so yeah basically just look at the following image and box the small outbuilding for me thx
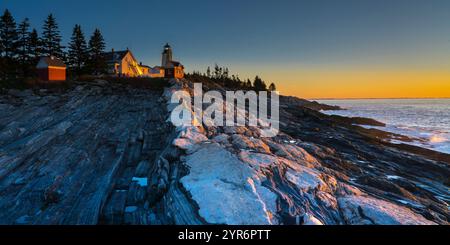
[36,56,66,81]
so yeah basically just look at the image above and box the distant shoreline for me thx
[311,97,450,101]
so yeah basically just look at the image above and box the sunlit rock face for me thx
[338,196,436,225]
[180,143,278,225]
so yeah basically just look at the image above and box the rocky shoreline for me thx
[0,79,448,225]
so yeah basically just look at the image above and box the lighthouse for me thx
[161,43,173,68]
[161,43,184,79]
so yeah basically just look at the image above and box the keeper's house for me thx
[36,56,66,81]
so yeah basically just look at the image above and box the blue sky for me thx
[2,0,450,98]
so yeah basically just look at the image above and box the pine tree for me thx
[218,67,223,79]
[28,29,41,64]
[235,75,242,84]
[245,79,252,88]
[224,67,229,79]
[0,9,18,59]
[253,76,267,91]
[268,83,276,91]
[67,24,88,76]
[206,66,211,77]
[262,80,268,90]
[214,64,219,78]
[41,14,63,57]
[87,28,106,75]
[17,18,31,75]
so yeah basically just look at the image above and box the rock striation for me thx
[0,79,447,225]
[162,79,448,225]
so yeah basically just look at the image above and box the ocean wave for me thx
[319,99,450,154]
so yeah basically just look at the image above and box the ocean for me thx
[317,99,450,154]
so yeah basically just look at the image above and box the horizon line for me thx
[307,97,450,100]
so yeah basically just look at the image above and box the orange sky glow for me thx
[226,64,450,99]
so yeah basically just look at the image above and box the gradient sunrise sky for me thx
[2,0,450,99]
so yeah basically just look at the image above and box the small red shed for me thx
[36,56,66,81]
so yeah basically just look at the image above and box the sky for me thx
[1,0,450,99]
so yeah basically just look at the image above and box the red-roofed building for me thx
[36,56,66,81]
